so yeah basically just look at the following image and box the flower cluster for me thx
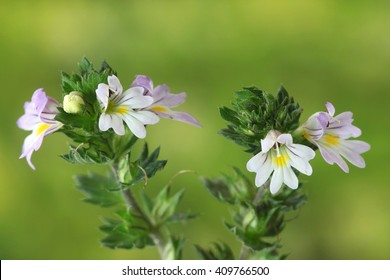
[246,101,370,194]
[17,61,200,169]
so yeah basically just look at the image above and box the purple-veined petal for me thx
[283,165,299,189]
[129,110,160,125]
[152,108,201,127]
[149,85,169,103]
[120,89,154,109]
[122,114,147,139]
[270,167,283,194]
[303,113,327,140]
[285,146,313,175]
[254,155,273,187]
[153,86,186,107]
[317,112,329,129]
[317,142,349,173]
[132,75,154,94]
[40,97,61,122]
[31,88,48,114]
[338,139,370,168]
[326,102,335,116]
[289,143,315,160]
[108,75,123,94]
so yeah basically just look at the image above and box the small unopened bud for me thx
[63,91,85,114]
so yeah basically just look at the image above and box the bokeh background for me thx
[1,0,389,259]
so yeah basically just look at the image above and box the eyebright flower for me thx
[96,75,159,138]
[63,91,85,114]
[247,130,315,194]
[301,102,370,173]
[16,88,63,170]
[131,75,201,127]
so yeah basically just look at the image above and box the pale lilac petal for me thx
[326,102,335,116]
[153,86,186,107]
[277,134,293,145]
[96,83,110,108]
[129,110,159,125]
[283,165,299,190]
[270,168,283,194]
[108,75,123,94]
[132,75,153,94]
[317,143,349,173]
[149,84,169,102]
[31,88,48,114]
[317,112,329,129]
[17,113,40,131]
[328,112,361,138]
[122,114,147,139]
[303,113,326,140]
[40,97,60,123]
[98,113,113,132]
[338,139,370,168]
[154,109,201,127]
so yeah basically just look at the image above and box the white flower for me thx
[96,75,159,138]
[246,130,315,194]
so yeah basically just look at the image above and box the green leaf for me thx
[195,242,235,260]
[74,172,121,207]
[61,145,111,165]
[129,144,167,186]
[100,216,153,249]
[150,186,186,225]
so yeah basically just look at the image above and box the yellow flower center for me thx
[150,105,168,113]
[35,123,50,136]
[324,134,340,146]
[114,106,128,114]
[272,149,289,167]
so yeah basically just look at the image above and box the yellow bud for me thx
[63,91,85,114]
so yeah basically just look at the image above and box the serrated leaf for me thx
[195,242,235,260]
[74,172,121,207]
[61,145,111,165]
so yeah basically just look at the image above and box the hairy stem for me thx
[112,163,174,260]
[239,181,269,260]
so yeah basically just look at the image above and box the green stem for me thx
[112,162,174,260]
[239,181,268,260]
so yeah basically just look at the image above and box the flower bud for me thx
[63,91,85,114]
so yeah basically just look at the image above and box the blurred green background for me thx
[1,0,389,259]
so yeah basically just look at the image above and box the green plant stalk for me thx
[239,182,268,260]
[112,162,175,260]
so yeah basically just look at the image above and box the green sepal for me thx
[219,86,302,154]
[74,172,121,207]
[195,242,235,260]
[201,167,255,205]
